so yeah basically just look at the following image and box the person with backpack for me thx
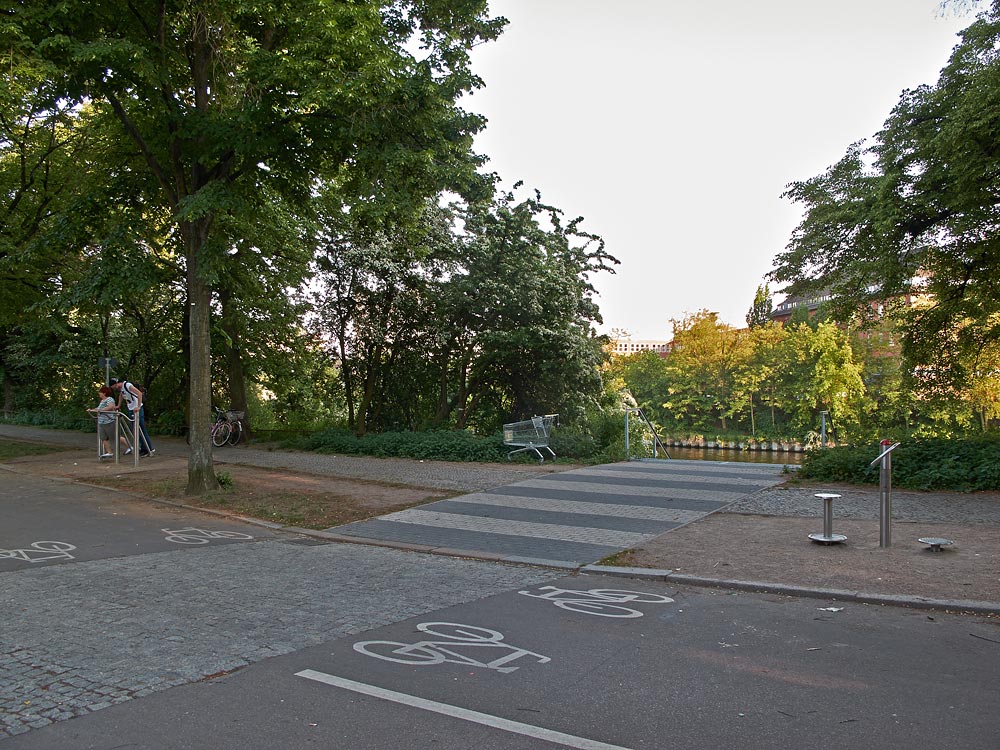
[110,378,155,456]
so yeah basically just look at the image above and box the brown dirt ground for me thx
[2,451,455,529]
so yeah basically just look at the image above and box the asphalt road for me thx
[3,472,1000,749]
[5,571,1000,750]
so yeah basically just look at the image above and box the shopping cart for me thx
[503,414,558,462]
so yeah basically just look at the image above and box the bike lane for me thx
[5,572,998,750]
[0,472,284,571]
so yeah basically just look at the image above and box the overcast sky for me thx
[464,0,975,340]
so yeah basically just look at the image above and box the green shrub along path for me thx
[798,436,1000,491]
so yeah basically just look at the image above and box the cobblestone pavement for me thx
[1,540,553,738]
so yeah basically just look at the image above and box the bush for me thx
[292,424,617,463]
[293,429,510,463]
[799,436,1000,491]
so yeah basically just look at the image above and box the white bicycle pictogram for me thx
[0,540,77,564]
[162,527,255,544]
[354,622,551,673]
[517,586,674,618]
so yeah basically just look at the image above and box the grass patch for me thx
[597,549,641,567]
[0,438,74,460]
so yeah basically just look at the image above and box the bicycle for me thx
[516,586,674,618]
[353,622,551,673]
[161,527,254,544]
[211,407,244,447]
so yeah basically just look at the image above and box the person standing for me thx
[87,385,118,458]
[110,378,155,456]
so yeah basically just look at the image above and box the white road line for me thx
[295,670,635,750]
[378,509,649,547]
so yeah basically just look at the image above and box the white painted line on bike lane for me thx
[295,669,635,750]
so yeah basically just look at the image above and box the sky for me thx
[463,0,976,341]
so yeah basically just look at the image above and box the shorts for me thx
[98,422,115,442]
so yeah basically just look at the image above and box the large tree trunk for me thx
[185,222,220,494]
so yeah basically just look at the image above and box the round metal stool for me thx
[809,493,847,544]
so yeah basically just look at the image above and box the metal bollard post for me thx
[870,440,901,548]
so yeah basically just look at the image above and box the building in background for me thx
[610,339,673,357]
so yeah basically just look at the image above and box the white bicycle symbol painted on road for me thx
[161,527,255,545]
[354,622,551,674]
[0,540,77,564]
[517,586,674,618]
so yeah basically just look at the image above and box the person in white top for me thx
[110,378,155,456]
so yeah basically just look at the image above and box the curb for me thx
[581,564,1000,616]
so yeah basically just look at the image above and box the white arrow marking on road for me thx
[295,669,635,750]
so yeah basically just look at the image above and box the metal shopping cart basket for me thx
[503,414,558,462]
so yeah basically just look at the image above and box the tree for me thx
[6,1,504,492]
[662,311,751,433]
[745,284,773,328]
[773,322,866,439]
[772,2,1000,392]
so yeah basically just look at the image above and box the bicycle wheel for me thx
[353,640,444,666]
[212,421,231,447]
[417,622,503,643]
[227,420,242,446]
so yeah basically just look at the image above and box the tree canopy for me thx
[771,0,1000,387]
[2,0,506,491]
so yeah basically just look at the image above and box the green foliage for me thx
[772,1,1000,392]
[799,436,1000,491]
[745,284,773,329]
[295,428,509,462]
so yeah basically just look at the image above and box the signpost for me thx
[97,357,118,386]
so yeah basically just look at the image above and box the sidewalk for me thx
[3,424,999,613]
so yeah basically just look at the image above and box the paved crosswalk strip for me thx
[331,459,788,566]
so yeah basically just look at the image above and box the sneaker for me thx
[100,453,113,458]
[124,448,132,455]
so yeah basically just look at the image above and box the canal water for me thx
[652,446,804,465]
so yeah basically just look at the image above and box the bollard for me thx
[869,440,901,548]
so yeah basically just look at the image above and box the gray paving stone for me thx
[0,540,552,738]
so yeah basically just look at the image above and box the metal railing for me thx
[624,408,670,460]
